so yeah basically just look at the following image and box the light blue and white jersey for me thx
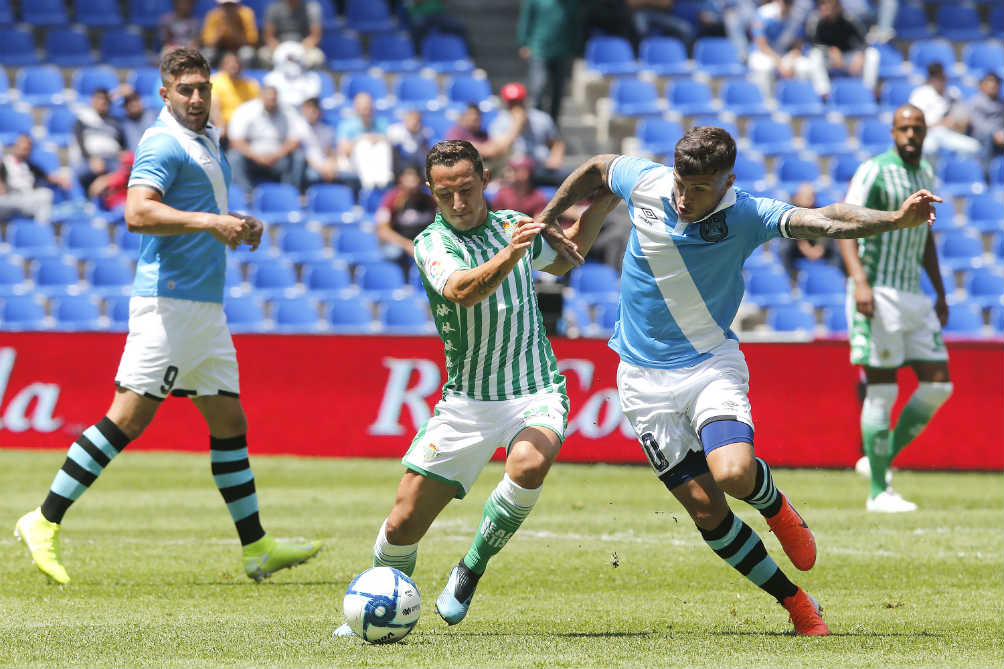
[128,107,230,303]
[606,155,796,369]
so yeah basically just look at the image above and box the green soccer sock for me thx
[462,474,541,576]
[862,384,897,498]
[372,520,418,576]
[890,382,953,460]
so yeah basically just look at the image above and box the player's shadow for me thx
[711,630,945,638]
[192,580,342,586]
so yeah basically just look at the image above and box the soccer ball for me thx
[343,566,421,644]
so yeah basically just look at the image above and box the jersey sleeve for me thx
[844,159,880,207]
[749,195,798,243]
[128,132,182,195]
[606,155,658,201]
[414,229,471,296]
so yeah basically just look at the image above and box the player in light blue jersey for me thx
[538,126,941,635]
[15,48,321,585]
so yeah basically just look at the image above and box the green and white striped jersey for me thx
[844,149,935,293]
[413,209,566,401]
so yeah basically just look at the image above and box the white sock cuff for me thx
[862,383,897,426]
[913,381,953,409]
[497,473,542,509]
[373,519,418,558]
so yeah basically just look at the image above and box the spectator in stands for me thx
[201,0,259,68]
[73,88,127,194]
[0,134,65,224]
[159,0,201,53]
[87,150,134,212]
[967,72,1004,172]
[706,0,759,55]
[121,92,156,151]
[299,96,347,189]
[805,0,866,97]
[626,0,696,48]
[780,182,838,278]
[227,85,306,195]
[908,63,981,160]
[489,82,567,187]
[262,0,324,69]
[517,0,583,123]
[404,0,471,51]
[446,104,518,163]
[263,41,321,107]
[387,109,433,176]
[375,165,437,273]
[337,92,394,190]
[210,50,260,142]
[491,156,549,218]
[747,0,816,96]
[582,0,635,45]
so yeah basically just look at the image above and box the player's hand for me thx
[935,294,949,327]
[508,217,545,260]
[239,215,264,251]
[854,281,874,318]
[896,189,942,229]
[539,217,583,267]
[211,214,248,250]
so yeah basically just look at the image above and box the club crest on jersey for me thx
[700,211,729,242]
[502,219,515,236]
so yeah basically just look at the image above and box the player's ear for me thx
[159,86,168,103]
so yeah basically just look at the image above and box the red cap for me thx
[500,82,527,102]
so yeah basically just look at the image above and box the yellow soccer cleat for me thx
[242,534,323,582]
[14,507,70,585]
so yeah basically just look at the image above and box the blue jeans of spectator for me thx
[229,150,306,198]
[528,56,572,123]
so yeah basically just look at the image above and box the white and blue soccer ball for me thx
[343,566,421,644]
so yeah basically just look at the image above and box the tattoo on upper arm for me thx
[786,204,897,239]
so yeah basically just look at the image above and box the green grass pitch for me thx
[1,449,1001,668]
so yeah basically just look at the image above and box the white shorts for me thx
[402,391,569,498]
[617,339,753,477]
[848,285,948,368]
[115,296,240,400]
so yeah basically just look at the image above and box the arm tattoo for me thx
[538,155,616,223]
[785,203,899,239]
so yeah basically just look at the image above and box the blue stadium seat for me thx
[666,79,717,117]
[856,118,890,155]
[995,233,1004,261]
[53,295,103,331]
[303,260,352,299]
[356,260,407,300]
[394,75,441,110]
[76,0,124,28]
[420,33,474,74]
[570,263,620,305]
[777,157,821,194]
[43,105,76,147]
[9,221,59,260]
[327,295,376,333]
[0,107,32,146]
[305,184,358,226]
[939,233,984,271]
[279,225,330,263]
[0,68,9,103]
[611,77,662,117]
[223,295,266,333]
[114,227,142,258]
[104,295,130,331]
[963,41,1004,79]
[595,298,620,333]
[272,296,323,333]
[15,66,66,107]
[248,259,298,298]
[128,67,163,109]
[879,80,915,114]
[935,6,987,41]
[990,304,1004,333]
[45,28,95,67]
[990,156,1004,188]
[422,109,452,142]
[831,154,861,186]
[359,187,390,214]
[733,155,767,191]
[251,183,302,225]
[22,0,70,27]
[0,0,12,25]
[920,266,956,300]
[87,257,134,297]
[804,119,850,157]
[314,0,339,30]
[320,31,367,72]
[798,264,846,308]
[693,37,745,78]
[822,307,847,333]
[225,262,245,294]
[341,73,389,104]
[829,78,878,118]
[892,4,932,41]
[127,0,172,28]
[966,195,1004,233]
[62,221,112,261]
[0,256,27,296]
[585,36,639,77]
[559,297,593,337]
[381,296,433,334]
[768,304,816,332]
[637,118,684,157]
[369,31,419,72]
[446,75,492,108]
[1,295,47,329]
[721,80,770,118]
[874,43,909,82]
[746,268,794,308]
[639,37,691,76]
[908,40,956,74]
[72,66,121,99]
[749,119,795,158]
[99,28,150,68]
[345,0,395,33]
[943,303,984,335]
[991,6,1004,35]
[774,79,825,118]
[34,258,80,296]
[938,158,985,198]
[965,268,1004,309]
[335,227,383,264]
[0,28,39,66]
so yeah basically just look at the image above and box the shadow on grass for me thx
[711,630,946,638]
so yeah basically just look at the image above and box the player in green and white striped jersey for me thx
[332,140,619,638]
[839,105,953,513]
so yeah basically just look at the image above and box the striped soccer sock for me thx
[40,417,131,524]
[741,457,783,517]
[210,435,265,546]
[372,519,418,576]
[699,510,798,603]
[463,474,541,575]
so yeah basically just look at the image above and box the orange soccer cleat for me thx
[782,588,830,636]
[766,493,817,571]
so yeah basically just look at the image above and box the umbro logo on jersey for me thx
[640,207,659,220]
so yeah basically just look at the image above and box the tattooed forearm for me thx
[538,154,616,223]
[786,204,900,239]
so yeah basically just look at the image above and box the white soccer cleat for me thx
[867,488,918,513]
[855,456,893,484]
[332,622,355,638]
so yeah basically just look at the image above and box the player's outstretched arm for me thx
[539,192,622,276]
[125,186,259,250]
[537,154,619,266]
[786,189,942,239]
[443,218,544,308]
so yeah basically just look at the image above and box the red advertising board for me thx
[0,332,1001,470]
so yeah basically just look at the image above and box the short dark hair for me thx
[302,97,321,109]
[926,62,945,79]
[160,47,211,86]
[674,126,737,177]
[123,91,141,105]
[425,140,484,183]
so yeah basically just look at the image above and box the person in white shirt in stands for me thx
[227,85,306,196]
[908,63,981,160]
[263,41,322,108]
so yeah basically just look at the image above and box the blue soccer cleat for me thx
[435,561,480,625]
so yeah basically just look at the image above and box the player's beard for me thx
[170,101,208,133]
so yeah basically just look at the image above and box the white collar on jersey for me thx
[667,185,737,225]
[156,106,222,149]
